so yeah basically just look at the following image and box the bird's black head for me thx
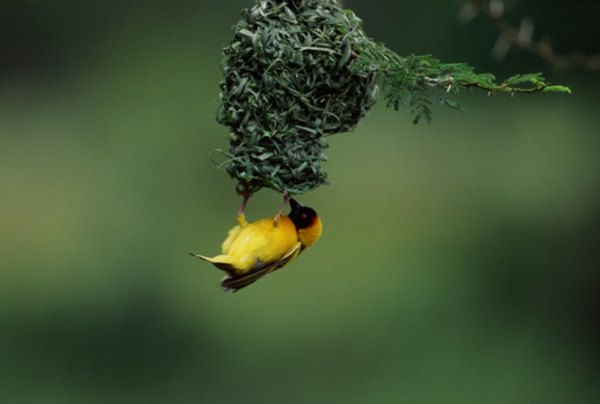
[288,198,318,230]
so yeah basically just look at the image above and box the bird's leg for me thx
[273,192,290,223]
[236,191,250,227]
[237,191,249,216]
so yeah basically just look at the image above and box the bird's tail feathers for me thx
[189,252,237,274]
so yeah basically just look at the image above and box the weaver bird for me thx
[190,198,322,291]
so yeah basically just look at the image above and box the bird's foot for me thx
[273,192,290,222]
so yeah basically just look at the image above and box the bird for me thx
[190,197,322,291]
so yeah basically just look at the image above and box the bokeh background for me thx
[1,0,599,402]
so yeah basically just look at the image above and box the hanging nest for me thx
[217,0,377,195]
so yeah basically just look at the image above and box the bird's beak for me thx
[289,198,303,214]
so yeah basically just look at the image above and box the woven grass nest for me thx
[217,0,377,195]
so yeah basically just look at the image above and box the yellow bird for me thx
[190,198,322,291]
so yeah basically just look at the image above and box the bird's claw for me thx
[273,192,290,222]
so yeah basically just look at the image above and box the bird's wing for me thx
[221,242,302,292]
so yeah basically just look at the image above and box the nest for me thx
[217,0,377,195]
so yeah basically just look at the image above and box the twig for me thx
[464,0,600,72]
[425,75,550,94]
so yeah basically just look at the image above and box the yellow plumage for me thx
[205,213,301,274]
[191,199,322,291]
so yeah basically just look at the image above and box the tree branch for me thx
[464,0,600,72]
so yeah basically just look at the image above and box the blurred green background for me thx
[1,1,599,402]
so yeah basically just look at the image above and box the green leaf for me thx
[542,85,572,94]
